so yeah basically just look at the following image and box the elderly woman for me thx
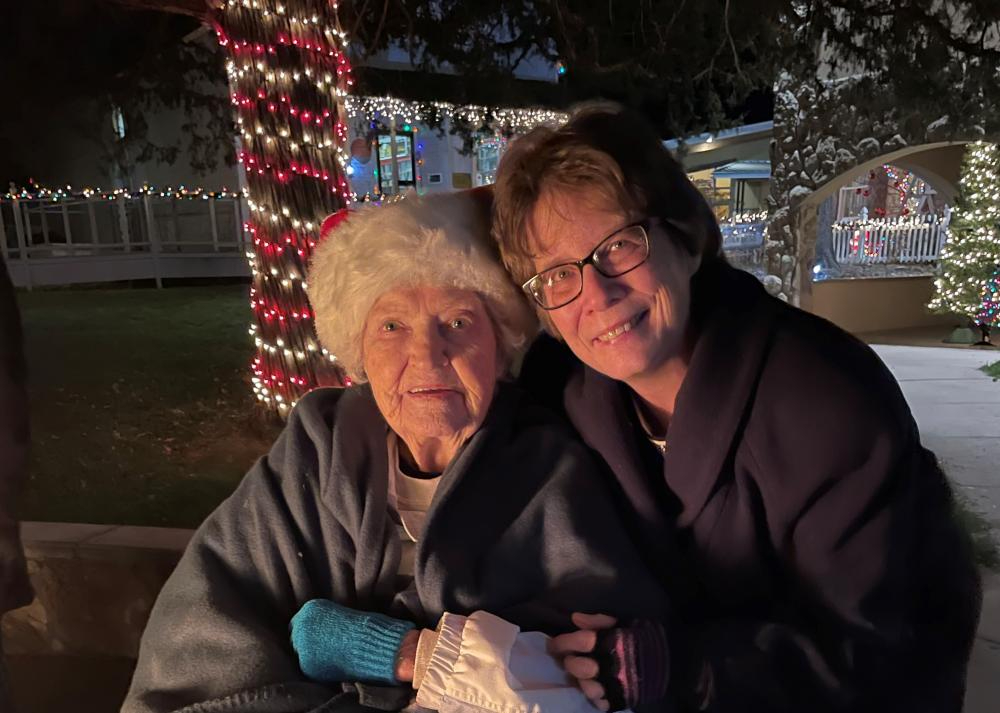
[487,106,982,713]
[122,190,667,713]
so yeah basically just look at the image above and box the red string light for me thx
[217,27,348,64]
[238,150,338,189]
[232,92,339,129]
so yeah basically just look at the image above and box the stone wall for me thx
[3,522,191,658]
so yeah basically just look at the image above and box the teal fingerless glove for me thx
[290,599,415,685]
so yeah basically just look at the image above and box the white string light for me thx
[345,96,568,133]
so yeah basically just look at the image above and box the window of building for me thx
[376,131,416,195]
[474,136,507,187]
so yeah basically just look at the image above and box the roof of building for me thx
[663,120,774,151]
[712,160,772,180]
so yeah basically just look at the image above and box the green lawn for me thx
[983,359,1000,380]
[17,284,282,528]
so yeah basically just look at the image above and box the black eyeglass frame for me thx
[521,220,652,310]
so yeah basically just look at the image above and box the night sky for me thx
[0,2,199,184]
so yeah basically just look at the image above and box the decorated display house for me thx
[340,98,566,200]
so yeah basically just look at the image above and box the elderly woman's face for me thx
[528,187,698,384]
[362,286,499,457]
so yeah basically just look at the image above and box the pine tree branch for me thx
[822,0,1000,59]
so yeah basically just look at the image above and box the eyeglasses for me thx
[522,222,651,310]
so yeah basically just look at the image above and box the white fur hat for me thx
[308,190,538,381]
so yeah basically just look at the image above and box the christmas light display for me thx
[216,0,352,414]
[976,264,1000,329]
[2,184,245,201]
[345,96,568,134]
[727,210,768,224]
[883,165,926,217]
[833,214,947,260]
[929,142,1000,331]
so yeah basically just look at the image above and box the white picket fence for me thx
[1,194,252,288]
[830,215,950,265]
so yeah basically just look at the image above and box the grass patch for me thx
[982,359,1000,380]
[17,284,282,528]
[954,495,999,570]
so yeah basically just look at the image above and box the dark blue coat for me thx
[521,261,981,713]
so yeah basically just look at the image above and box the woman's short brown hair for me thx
[493,104,724,292]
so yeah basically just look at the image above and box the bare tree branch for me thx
[723,0,742,76]
[366,0,391,60]
[349,0,374,45]
[104,0,214,23]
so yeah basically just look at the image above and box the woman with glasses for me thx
[488,105,981,713]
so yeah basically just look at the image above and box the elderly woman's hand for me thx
[290,599,416,686]
[394,628,420,683]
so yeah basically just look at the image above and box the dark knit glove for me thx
[290,599,415,685]
[592,620,670,711]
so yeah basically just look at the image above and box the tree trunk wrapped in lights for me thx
[930,141,1000,340]
[215,0,352,414]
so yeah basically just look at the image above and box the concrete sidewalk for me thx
[964,572,1000,713]
[872,345,1000,531]
[872,345,1000,713]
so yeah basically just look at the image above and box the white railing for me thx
[830,215,949,265]
[1,193,251,288]
[720,217,767,275]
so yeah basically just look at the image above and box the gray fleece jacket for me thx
[123,382,668,713]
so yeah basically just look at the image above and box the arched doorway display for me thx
[821,163,952,279]
[784,143,975,334]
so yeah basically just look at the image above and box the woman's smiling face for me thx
[362,286,499,455]
[528,187,699,384]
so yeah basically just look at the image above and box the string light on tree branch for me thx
[217,0,352,414]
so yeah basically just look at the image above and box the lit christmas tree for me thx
[215,0,353,415]
[929,141,1000,346]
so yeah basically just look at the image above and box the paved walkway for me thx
[872,345,1000,530]
[871,344,999,713]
